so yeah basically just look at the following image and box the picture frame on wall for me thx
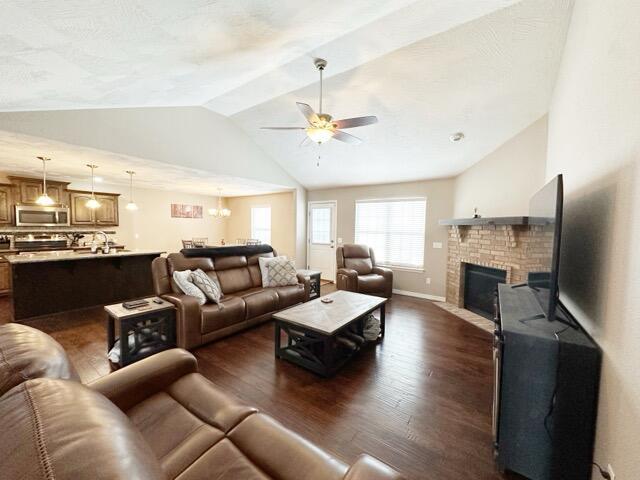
[171,204,203,219]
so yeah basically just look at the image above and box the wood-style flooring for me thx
[0,286,518,480]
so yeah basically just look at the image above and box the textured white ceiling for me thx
[0,0,574,190]
[232,0,574,189]
[0,131,289,197]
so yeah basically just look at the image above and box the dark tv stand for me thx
[493,284,601,480]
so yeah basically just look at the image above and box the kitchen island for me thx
[6,249,164,320]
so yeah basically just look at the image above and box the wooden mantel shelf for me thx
[438,216,530,226]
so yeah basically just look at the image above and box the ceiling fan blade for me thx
[333,116,378,129]
[299,136,312,148]
[296,102,319,124]
[260,126,306,130]
[332,130,362,145]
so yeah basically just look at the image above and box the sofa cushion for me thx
[127,373,257,479]
[216,267,253,294]
[357,273,386,294]
[275,284,305,309]
[266,257,298,287]
[240,288,279,319]
[173,270,207,305]
[191,268,223,304]
[345,257,373,275]
[0,378,163,480]
[201,296,245,334]
[0,323,79,397]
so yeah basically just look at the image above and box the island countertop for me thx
[5,249,165,264]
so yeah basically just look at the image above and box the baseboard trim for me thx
[392,289,446,302]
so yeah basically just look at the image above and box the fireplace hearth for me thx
[463,264,506,320]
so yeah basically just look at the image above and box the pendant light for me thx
[86,164,101,209]
[125,170,138,211]
[35,156,55,206]
[208,188,231,218]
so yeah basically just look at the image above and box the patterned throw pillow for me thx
[191,269,223,305]
[266,257,298,287]
[258,255,287,287]
[172,270,206,305]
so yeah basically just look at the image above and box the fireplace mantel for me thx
[439,216,530,226]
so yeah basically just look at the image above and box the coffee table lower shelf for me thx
[274,302,385,377]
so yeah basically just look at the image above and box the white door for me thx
[307,201,337,282]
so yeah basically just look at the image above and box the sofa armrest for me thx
[88,348,197,412]
[336,268,359,292]
[372,266,393,298]
[296,273,311,302]
[161,292,202,349]
[344,454,404,480]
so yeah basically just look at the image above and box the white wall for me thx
[454,115,548,217]
[546,1,640,477]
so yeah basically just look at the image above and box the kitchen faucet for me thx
[93,231,110,254]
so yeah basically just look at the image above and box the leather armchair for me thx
[0,323,405,480]
[337,244,393,298]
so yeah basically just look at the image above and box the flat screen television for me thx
[527,174,563,321]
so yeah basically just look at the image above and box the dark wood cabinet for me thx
[9,176,69,206]
[0,184,12,224]
[95,194,119,226]
[69,191,120,226]
[0,261,10,295]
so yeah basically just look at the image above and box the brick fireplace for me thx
[440,217,553,308]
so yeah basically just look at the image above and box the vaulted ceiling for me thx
[0,0,574,190]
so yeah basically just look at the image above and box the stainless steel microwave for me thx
[15,205,70,227]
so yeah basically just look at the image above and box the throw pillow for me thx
[266,257,298,287]
[173,270,206,305]
[191,269,223,305]
[258,255,287,287]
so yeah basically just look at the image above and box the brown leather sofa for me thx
[336,244,393,298]
[0,323,404,480]
[152,249,310,349]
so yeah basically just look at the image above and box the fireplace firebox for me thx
[464,264,507,320]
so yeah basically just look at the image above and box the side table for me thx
[104,296,176,368]
[297,269,322,300]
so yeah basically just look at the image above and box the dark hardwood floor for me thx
[0,287,515,480]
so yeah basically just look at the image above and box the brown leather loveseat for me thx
[336,244,393,298]
[0,323,404,480]
[152,248,310,349]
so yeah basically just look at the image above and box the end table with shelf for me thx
[104,297,176,368]
[297,269,322,300]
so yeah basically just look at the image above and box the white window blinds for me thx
[251,206,271,245]
[354,198,426,269]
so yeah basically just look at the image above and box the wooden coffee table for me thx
[273,290,386,376]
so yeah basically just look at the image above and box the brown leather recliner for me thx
[336,244,393,298]
[152,250,310,349]
[0,323,404,480]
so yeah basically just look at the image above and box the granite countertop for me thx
[5,249,165,264]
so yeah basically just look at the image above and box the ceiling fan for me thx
[261,58,378,146]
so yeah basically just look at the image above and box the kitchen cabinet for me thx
[94,194,119,226]
[9,176,69,205]
[0,184,12,224]
[69,191,120,226]
[0,260,10,295]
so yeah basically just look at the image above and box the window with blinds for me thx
[251,206,271,245]
[354,198,426,269]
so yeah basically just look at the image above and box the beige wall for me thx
[225,191,298,261]
[546,1,640,477]
[308,179,454,299]
[67,181,228,254]
[454,115,548,217]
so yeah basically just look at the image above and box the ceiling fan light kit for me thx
[261,58,378,158]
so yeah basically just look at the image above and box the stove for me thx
[13,234,69,251]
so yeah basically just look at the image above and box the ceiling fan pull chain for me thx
[319,66,323,114]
